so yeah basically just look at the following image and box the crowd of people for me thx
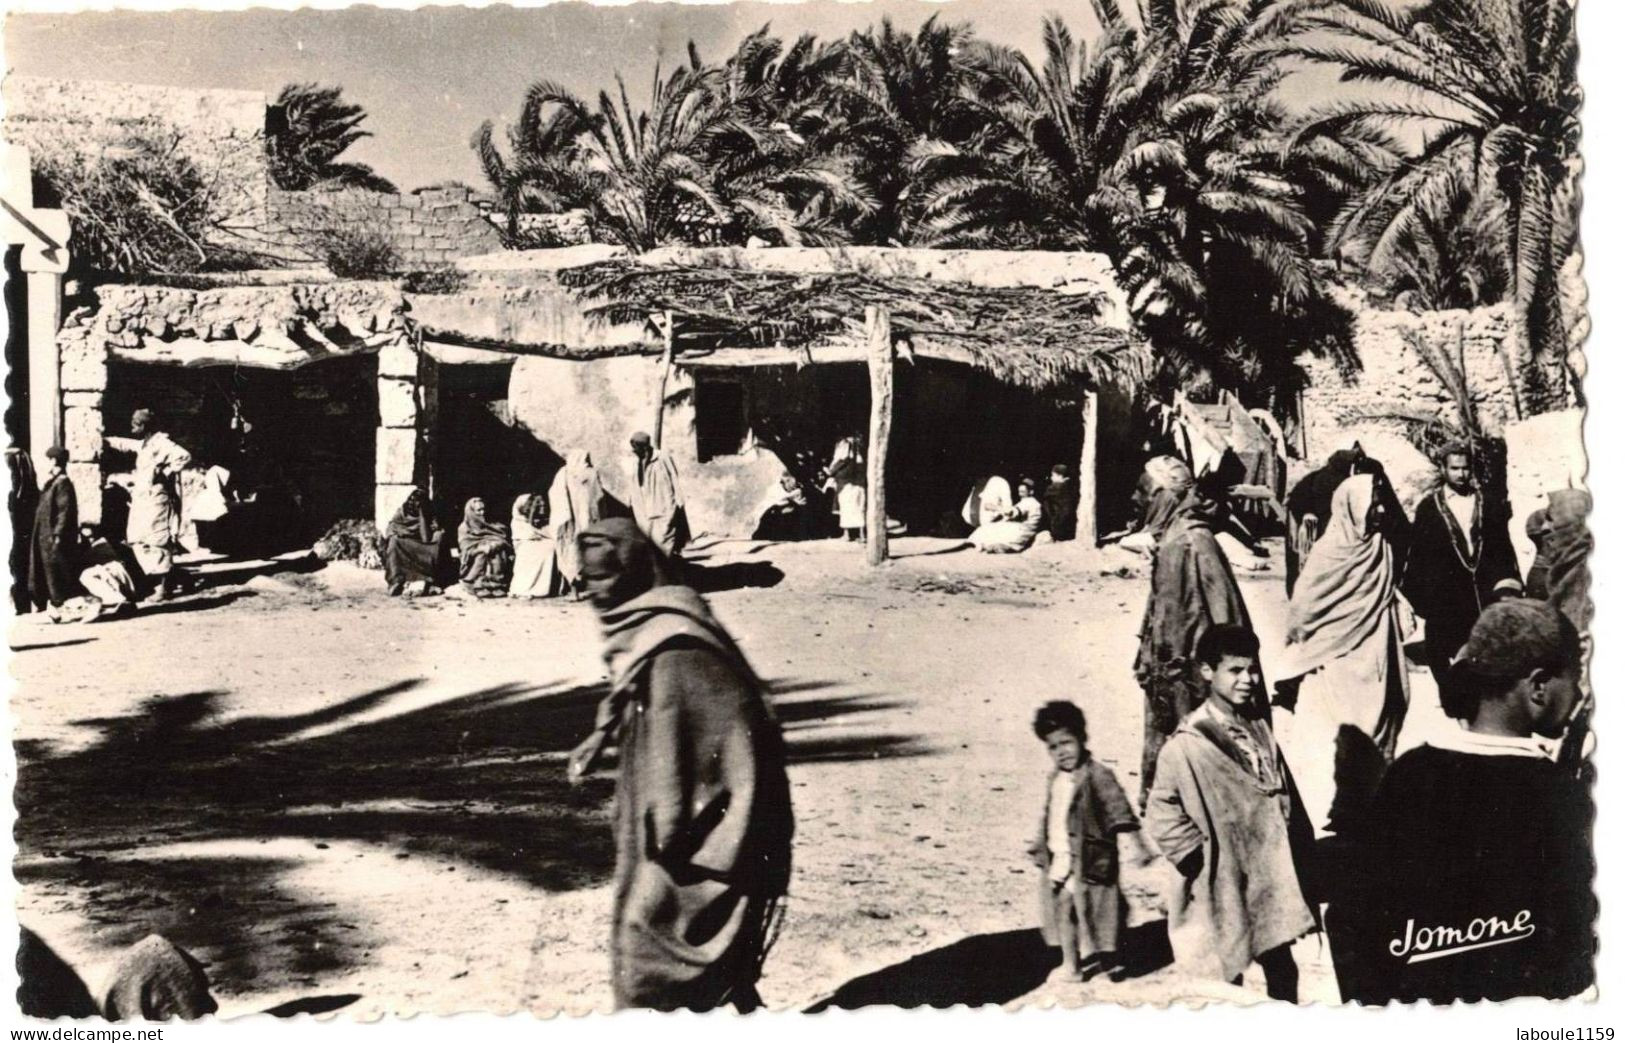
[9,408,1596,1015]
[1093,439,1595,1004]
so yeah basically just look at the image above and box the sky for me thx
[3,0,1113,191]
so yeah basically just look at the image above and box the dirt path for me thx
[10,537,1451,1013]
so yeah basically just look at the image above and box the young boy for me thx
[1145,624,1317,1001]
[1029,700,1153,982]
[1331,600,1593,1004]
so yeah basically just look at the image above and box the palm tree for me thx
[1268,0,1581,408]
[266,83,396,192]
[1110,88,1338,397]
[472,87,598,240]
[910,8,1147,249]
[493,48,870,252]
[836,16,997,244]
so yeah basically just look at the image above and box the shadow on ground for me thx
[14,671,924,998]
[805,921,1174,1011]
[806,929,1056,1010]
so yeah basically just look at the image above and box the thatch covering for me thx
[557,260,1149,392]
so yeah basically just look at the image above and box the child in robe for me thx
[1145,624,1318,1002]
[1028,700,1153,982]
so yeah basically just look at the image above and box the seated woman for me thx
[385,488,447,597]
[754,474,811,541]
[509,493,560,598]
[968,478,1045,554]
[458,497,514,599]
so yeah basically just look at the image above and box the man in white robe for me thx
[108,409,192,598]
[629,431,687,556]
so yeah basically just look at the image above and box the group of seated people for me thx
[382,451,609,601]
[962,464,1079,554]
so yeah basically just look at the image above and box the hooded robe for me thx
[1134,489,1252,800]
[570,519,792,1011]
[633,450,688,556]
[549,450,607,586]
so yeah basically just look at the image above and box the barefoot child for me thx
[1029,701,1154,982]
[1145,624,1318,1002]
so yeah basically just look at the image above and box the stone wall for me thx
[1298,292,1537,510]
[3,76,269,240]
[265,186,506,269]
[511,210,593,247]
[51,278,422,531]
[1296,290,1585,570]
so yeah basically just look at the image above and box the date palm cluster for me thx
[469,0,1580,403]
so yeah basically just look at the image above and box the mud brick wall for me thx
[266,186,505,268]
[1300,293,1528,451]
[512,210,593,246]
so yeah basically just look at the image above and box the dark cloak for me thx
[1134,494,1252,802]
[29,471,81,609]
[1043,477,1079,542]
[571,519,793,1011]
[1401,486,1522,682]
[383,490,445,589]
[1285,448,1363,594]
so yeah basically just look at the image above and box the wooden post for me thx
[26,270,63,473]
[865,305,893,566]
[1077,389,1100,546]
[652,310,676,448]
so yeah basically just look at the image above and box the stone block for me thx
[376,483,416,533]
[64,391,102,410]
[377,337,420,379]
[378,377,418,428]
[60,339,108,391]
[375,426,418,485]
[68,463,103,526]
[64,406,102,459]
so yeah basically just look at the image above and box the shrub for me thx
[311,219,400,279]
[313,518,385,568]
[30,119,222,275]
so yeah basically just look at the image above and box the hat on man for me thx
[629,431,653,449]
[1450,600,1581,684]
[44,446,69,465]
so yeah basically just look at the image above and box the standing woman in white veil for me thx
[549,449,607,597]
[1274,470,1411,836]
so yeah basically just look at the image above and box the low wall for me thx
[1300,294,1527,457]
[265,186,505,268]
[1296,290,1565,512]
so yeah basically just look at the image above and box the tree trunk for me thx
[1513,164,1566,412]
[865,306,893,566]
[652,311,676,448]
[1076,389,1099,546]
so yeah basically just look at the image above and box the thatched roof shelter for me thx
[410,244,1149,393]
[555,259,1149,392]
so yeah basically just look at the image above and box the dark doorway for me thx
[5,246,29,449]
[721,359,1084,536]
[103,355,379,550]
[429,361,561,529]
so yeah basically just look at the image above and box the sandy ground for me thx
[9,536,1456,1015]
